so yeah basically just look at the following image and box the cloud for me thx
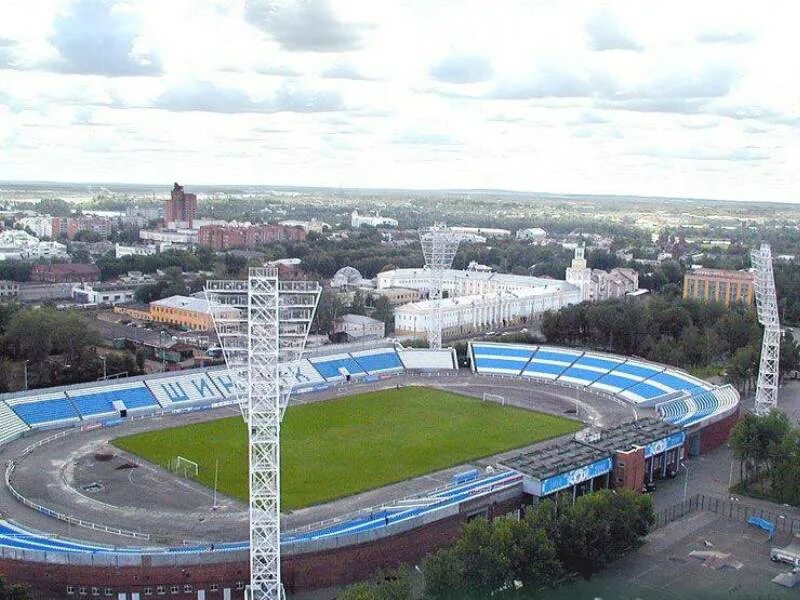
[0,38,19,68]
[245,0,367,52]
[585,9,642,51]
[429,55,493,84]
[696,30,756,45]
[152,80,345,114]
[48,0,161,76]
[635,145,770,161]
[394,130,461,145]
[489,65,593,99]
[321,62,374,80]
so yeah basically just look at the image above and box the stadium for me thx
[0,339,741,599]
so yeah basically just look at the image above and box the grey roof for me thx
[338,313,383,325]
[501,439,611,481]
[151,295,232,315]
[578,417,682,454]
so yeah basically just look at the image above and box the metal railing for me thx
[653,492,800,535]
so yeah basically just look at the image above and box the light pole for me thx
[23,359,29,390]
[681,462,689,503]
[159,330,166,372]
[100,355,107,380]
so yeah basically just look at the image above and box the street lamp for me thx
[159,330,167,372]
[23,359,29,390]
[100,355,107,380]
[681,462,689,503]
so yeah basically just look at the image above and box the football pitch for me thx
[113,387,580,510]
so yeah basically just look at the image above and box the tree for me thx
[0,575,31,600]
[340,567,411,600]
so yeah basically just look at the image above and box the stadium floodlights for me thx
[174,456,199,479]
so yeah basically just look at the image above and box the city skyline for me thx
[0,0,798,203]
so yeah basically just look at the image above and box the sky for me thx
[0,0,798,202]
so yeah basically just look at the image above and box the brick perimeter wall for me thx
[699,406,741,454]
[0,495,525,598]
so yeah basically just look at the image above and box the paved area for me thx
[0,372,639,547]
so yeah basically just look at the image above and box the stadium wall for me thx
[0,493,526,598]
[698,405,741,454]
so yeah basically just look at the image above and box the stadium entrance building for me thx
[501,418,686,502]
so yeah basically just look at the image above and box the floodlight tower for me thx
[206,268,320,600]
[751,243,781,415]
[419,224,463,349]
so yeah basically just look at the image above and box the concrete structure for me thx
[350,210,398,228]
[150,295,240,331]
[450,226,511,238]
[198,223,305,250]
[30,263,100,283]
[115,243,157,258]
[683,268,755,305]
[516,227,547,242]
[71,283,135,306]
[0,230,68,261]
[333,314,385,342]
[566,245,639,302]
[0,280,19,301]
[165,182,197,228]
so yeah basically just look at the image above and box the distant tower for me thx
[751,243,781,415]
[165,182,197,229]
[419,224,462,349]
[566,243,592,301]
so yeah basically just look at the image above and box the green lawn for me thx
[113,387,580,510]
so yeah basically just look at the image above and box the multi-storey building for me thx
[51,216,114,240]
[565,245,639,302]
[197,224,306,250]
[16,216,53,238]
[165,183,197,228]
[350,210,398,228]
[683,268,754,305]
[0,230,68,261]
[149,295,239,331]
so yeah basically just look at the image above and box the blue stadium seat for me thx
[11,398,79,426]
[310,356,366,380]
[352,350,403,374]
[69,385,158,417]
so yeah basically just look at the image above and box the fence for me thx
[653,492,800,536]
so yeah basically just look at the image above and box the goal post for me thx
[174,456,199,479]
[482,392,506,406]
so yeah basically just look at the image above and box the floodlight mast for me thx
[206,268,321,600]
[419,224,462,349]
[751,243,780,416]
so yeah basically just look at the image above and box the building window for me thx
[183,585,192,594]
[105,588,113,597]
[79,587,88,596]
[157,586,166,596]
[171,585,179,595]
[67,586,75,595]
[235,582,245,591]
[92,588,100,596]
[144,587,152,596]
[210,584,219,592]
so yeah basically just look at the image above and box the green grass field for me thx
[113,387,580,510]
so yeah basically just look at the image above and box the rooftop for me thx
[578,417,682,455]
[150,295,234,315]
[337,313,383,325]
[501,439,611,481]
[686,268,754,281]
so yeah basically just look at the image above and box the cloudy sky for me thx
[0,0,798,202]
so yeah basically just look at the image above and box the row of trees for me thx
[730,411,800,504]
[0,304,143,391]
[540,296,800,390]
[342,489,654,600]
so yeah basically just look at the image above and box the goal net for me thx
[482,392,506,406]
[173,456,199,479]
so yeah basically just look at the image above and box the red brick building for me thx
[51,217,114,240]
[30,263,101,283]
[198,224,306,250]
[165,182,197,228]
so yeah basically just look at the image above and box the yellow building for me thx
[150,295,239,331]
[683,269,754,306]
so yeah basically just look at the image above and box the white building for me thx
[394,287,570,338]
[16,216,53,239]
[115,243,158,258]
[72,283,136,306]
[379,267,580,338]
[565,245,639,302]
[516,227,547,242]
[333,314,385,341]
[279,219,330,233]
[450,226,511,238]
[0,230,68,261]
[351,210,398,228]
[139,228,198,248]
